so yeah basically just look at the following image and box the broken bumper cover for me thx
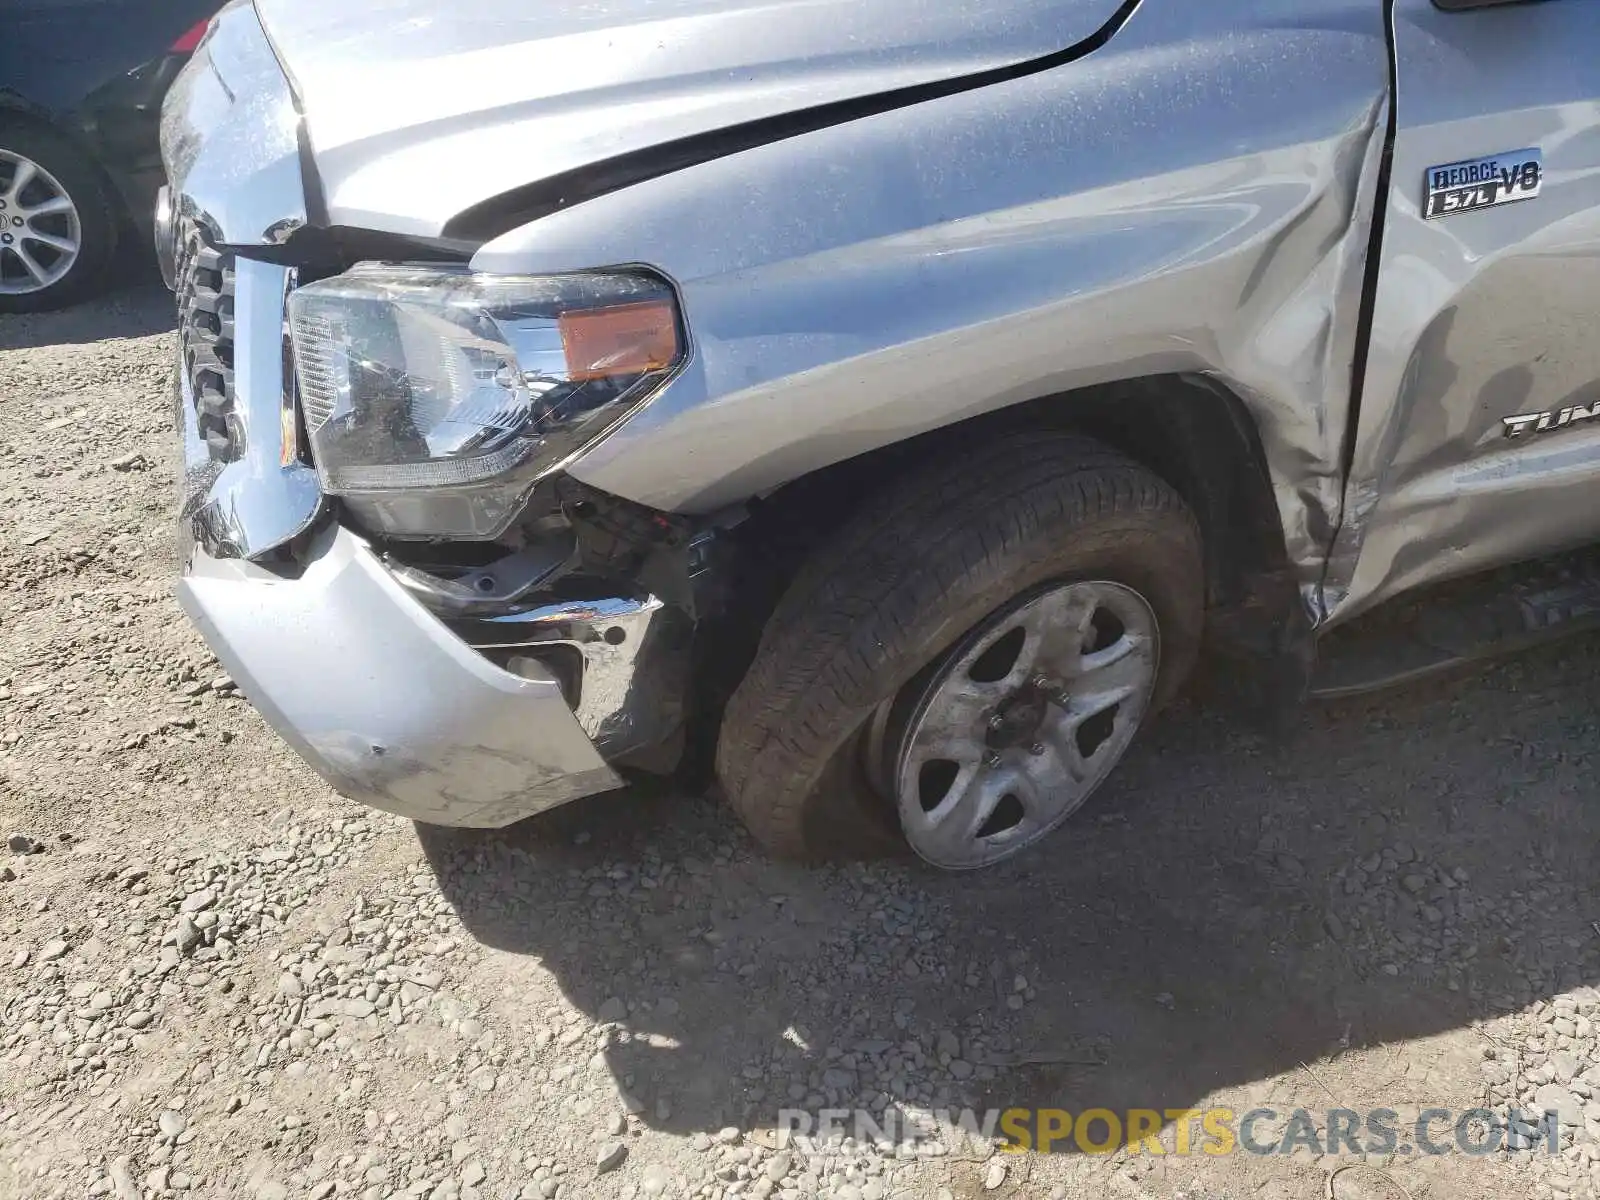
[177,525,623,827]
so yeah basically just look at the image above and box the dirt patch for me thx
[3,280,1596,1200]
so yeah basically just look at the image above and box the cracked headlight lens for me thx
[287,265,681,538]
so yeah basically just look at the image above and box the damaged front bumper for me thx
[179,525,625,825]
[171,305,692,825]
[164,2,693,826]
[173,330,692,826]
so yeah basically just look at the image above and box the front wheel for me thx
[0,123,119,313]
[715,432,1204,869]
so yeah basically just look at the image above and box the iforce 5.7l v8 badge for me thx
[1424,149,1542,220]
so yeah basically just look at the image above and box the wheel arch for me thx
[672,374,1312,800]
[687,372,1305,760]
[0,96,133,224]
[0,98,89,160]
[0,92,57,126]
[730,373,1294,619]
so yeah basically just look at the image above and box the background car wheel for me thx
[0,122,118,313]
[715,432,1204,867]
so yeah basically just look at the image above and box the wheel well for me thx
[729,373,1293,616]
[1044,375,1295,619]
[0,99,70,142]
[0,100,130,227]
[678,373,1309,786]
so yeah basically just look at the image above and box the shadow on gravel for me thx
[422,636,1600,1150]
[0,248,172,352]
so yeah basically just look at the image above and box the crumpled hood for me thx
[252,0,1130,239]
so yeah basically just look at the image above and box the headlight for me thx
[286,266,682,538]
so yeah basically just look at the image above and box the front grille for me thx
[175,222,238,462]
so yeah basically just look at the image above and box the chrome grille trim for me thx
[175,249,324,561]
[175,222,239,462]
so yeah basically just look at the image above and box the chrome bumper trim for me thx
[160,0,308,248]
[164,0,323,562]
[178,524,623,827]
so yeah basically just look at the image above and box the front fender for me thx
[472,0,1389,593]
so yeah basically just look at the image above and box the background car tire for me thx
[715,432,1204,864]
[0,121,119,313]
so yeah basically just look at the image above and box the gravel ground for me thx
[3,270,1600,1200]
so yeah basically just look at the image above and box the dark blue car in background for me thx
[1,0,217,311]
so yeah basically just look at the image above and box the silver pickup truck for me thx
[161,0,1600,871]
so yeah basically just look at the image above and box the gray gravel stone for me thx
[766,1151,792,1183]
[180,888,218,913]
[174,916,203,955]
[1552,1050,1581,1083]
[1534,1083,1584,1128]
[108,1157,139,1200]
[596,1142,627,1174]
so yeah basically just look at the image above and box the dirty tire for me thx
[715,432,1204,863]
[0,121,119,313]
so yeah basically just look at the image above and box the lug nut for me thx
[1029,743,1046,756]
[984,751,1002,768]
[988,714,1004,731]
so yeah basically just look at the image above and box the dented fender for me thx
[473,0,1392,607]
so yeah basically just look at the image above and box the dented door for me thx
[1325,0,1600,625]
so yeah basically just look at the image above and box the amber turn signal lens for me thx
[558,300,678,383]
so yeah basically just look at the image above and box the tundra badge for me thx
[1503,402,1600,439]
[1424,149,1542,220]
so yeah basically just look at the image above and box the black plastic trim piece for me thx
[1433,0,1549,10]
[236,225,478,274]
[442,0,1143,243]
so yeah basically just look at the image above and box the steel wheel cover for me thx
[893,580,1160,869]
